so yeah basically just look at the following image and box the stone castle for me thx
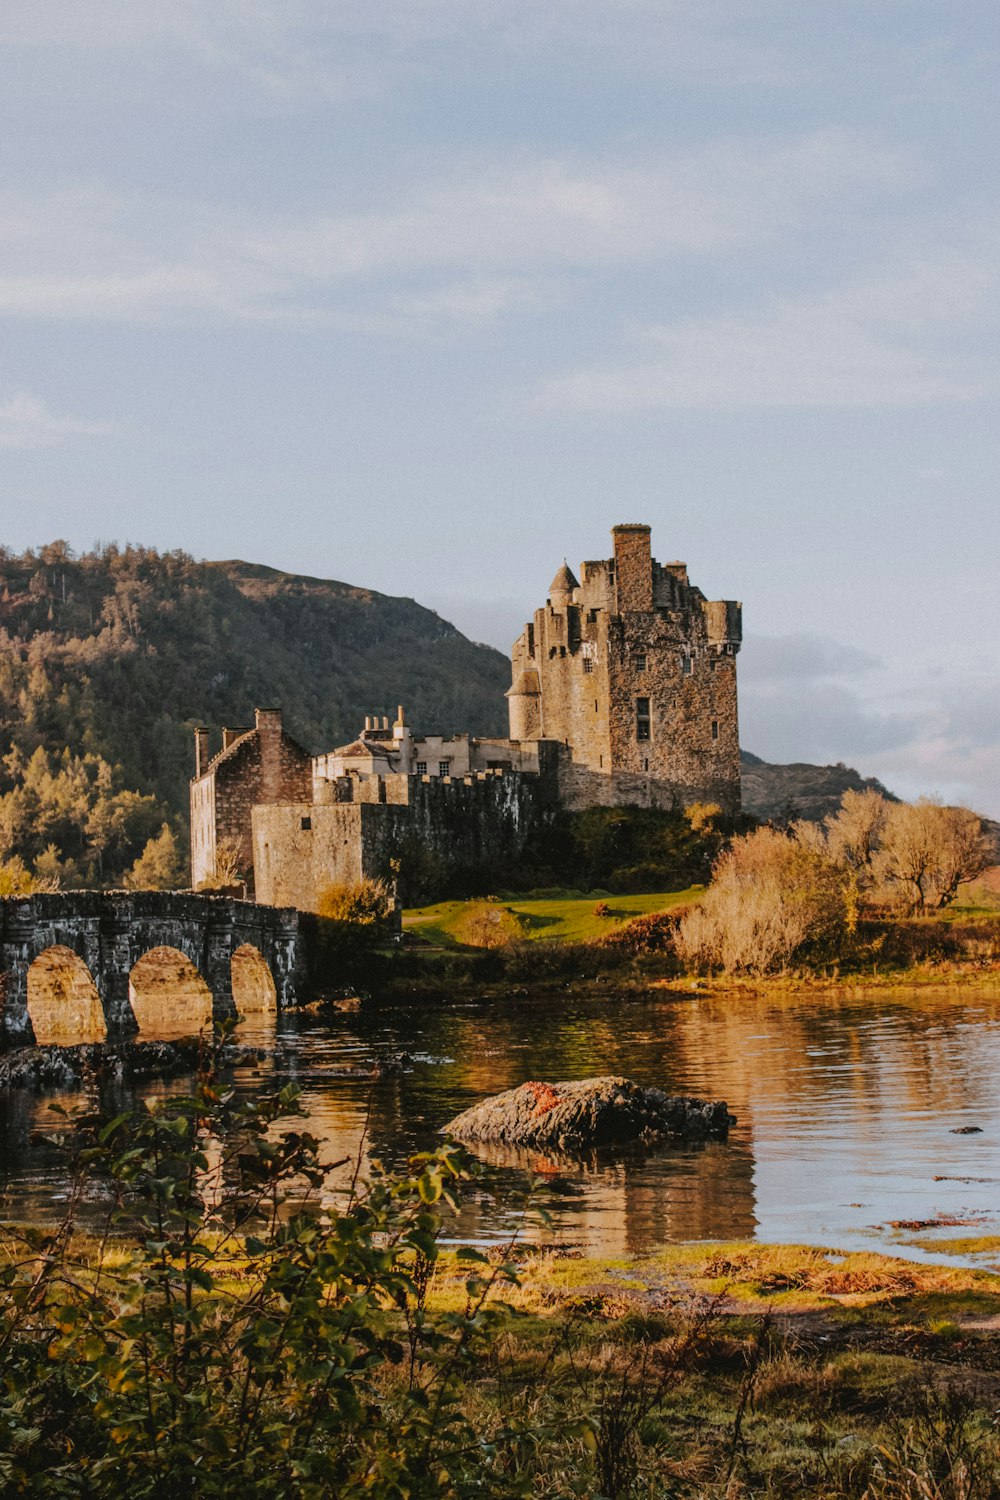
[190,523,742,909]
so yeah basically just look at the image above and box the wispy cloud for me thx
[537,255,996,411]
[0,133,912,328]
[0,391,114,449]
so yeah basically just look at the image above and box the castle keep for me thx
[190,524,742,909]
[509,523,742,812]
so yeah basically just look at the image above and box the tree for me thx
[874,799,991,912]
[824,788,889,882]
[0,854,58,896]
[124,823,184,890]
[195,835,246,891]
[316,876,393,925]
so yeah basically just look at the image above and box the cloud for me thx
[0,132,912,327]
[0,391,114,449]
[537,255,995,412]
[743,632,882,682]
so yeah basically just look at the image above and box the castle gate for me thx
[0,893,303,1047]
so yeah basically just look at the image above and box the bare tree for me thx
[824,788,889,882]
[874,799,991,912]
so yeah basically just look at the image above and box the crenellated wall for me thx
[253,759,559,910]
[508,522,742,814]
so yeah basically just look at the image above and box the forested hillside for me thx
[0,541,510,885]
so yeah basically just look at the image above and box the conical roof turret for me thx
[548,560,579,601]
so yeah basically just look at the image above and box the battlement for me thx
[509,522,742,814]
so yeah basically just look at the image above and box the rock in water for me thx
[444,1076,734,1151]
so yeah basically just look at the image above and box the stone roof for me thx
[332,739,392,759]
[549,561,579,595]
[506,669,541,697]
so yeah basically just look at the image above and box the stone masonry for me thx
[190,708,313,891]
[0,891,303,1046]
[190,522,742,911]
[508,524,742,813]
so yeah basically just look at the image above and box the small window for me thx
[438,761,450,778]
[635,653,647,672]
[300,816,312,831]
[643,758,649,772]
[711,720,719,741]
[416,760,427,775]
[682,654,693,676]
[709,657,717,672]
[582,657,594,674]
[636,697,651,742]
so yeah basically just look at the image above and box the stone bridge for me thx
[0,892,304,1047]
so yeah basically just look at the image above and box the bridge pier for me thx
[1,893,305,1048]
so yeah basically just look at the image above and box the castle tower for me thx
[507,522,742,813]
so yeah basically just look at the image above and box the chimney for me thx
[194,727,210,778]
[612,524,653,613]
[255,707,282,738]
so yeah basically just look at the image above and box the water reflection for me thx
[4,984,1000,1263]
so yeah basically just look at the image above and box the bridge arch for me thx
[2,893,303,1046]
[129,946,213,1039]
[231,944,277,1015]
[26,946,106,1045]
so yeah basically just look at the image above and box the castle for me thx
[190,524,742,909]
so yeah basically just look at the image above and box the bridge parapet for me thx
[0,892,304,1047]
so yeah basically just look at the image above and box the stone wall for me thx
[190,709,313,891]
[509,523,743,815]
[0,892,303,1046]
[253,764,557,910]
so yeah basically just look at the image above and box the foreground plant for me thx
[0,1036,537,1497]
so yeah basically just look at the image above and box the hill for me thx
[739,750,897,823]
[0,542,510,848]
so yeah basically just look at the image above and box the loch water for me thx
[3,984,1000,1265]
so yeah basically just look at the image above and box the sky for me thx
[1,2,998,812]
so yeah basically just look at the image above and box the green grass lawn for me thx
[402,886,702,947]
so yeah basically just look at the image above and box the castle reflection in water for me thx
[5,984,1000,1262]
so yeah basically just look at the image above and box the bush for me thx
[453,899,526,949]
[316,876,393,925]
[676,827,850,975]
[0,1040,529,1496]
[596,908,686,957]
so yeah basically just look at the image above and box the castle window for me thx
[416,761,427,775]
[709,656,717,671]
[643,758,649,772]
[635,653,647,672]
[711,720,719,741]
[682,654,693,676]
[636,697,651,741]
[438,761,450,778]
[583,657,593,674]
[300,816,312,831]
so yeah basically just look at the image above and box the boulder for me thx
[444,1075,734,1152]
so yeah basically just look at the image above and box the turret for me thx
[548,561,579,610]
[506,669,542,740]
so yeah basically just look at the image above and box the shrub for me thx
[676,827,850,975]
[596,908,686,956]
[316,875,393,925]
[453,899,526,949]
[0,1040,529,1496]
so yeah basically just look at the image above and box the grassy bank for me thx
[417,1238,1000,1497]
[383,886,1000,1003]
[404,886,700,947]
